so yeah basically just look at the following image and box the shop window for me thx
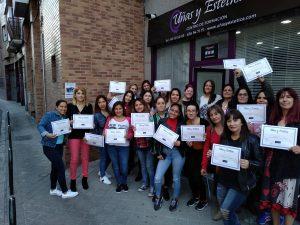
[156,42,189,93]
[51,55,57,82]
[195,32,228,61]
[236,15,300,95]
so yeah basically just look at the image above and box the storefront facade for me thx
[146,0,300,100]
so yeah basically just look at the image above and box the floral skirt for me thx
[260,150,300,218]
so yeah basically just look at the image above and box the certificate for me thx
[211,144,241,171]
[154,79,171,92]
[131,113,150,126]
[108,97,119,111]
[237,104,266,123]
[84,133,104,147]
[223,58,246,69]
[105,129,126,144]
[109,81,126,94]
[241,58,273,82]
[153,125,179,149]
[180,125,205,141]
[51,119,71,135]
[260,125,298,150]
[134,122,155,138]
[73,114,94,129]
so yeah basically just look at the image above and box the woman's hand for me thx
[290,145,300,154]
[186,141,193,147]
[257,76,265,83]
[207,149,212,158]
[240,159,250,169]
[83,137,88,143]
[201,169,207,176]
[174,140,181,147]
[132,126,136,132]
[151,86,156,93]
[157,155,164,160]
[234,69,242,78]
[46,133,56,139]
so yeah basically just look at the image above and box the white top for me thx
[106,117,130,146]
[199,94,222,108]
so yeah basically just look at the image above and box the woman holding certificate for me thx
[132,98,155,196]
[122,90,134,117]
[37,100,78,198]
[216,109,262,225]
[94,95,111,185]
[260,88,300,225]
[185,102,209,211]
[153,103,185,212]
[103,101,133,193]
[67,87,93,192]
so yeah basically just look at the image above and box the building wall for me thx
[59,0,145,104]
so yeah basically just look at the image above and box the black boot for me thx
[82,177,89,190]
[70,179,77,192]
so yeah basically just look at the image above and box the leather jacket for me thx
[221,134,263,192]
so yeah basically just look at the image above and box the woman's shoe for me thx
[154,196,163,211]
[70,179,77,192]
[82,177,89,190]
[169,199,178,212]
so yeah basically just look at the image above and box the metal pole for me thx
[9,196,17,225]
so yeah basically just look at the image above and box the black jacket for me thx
[155,117,186,157]
[221,134,263,192]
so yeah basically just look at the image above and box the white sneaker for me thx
[61,190,78,199]
[100,176,112,185]
[50,189,62,197]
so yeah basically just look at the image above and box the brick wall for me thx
[59,0,145,104]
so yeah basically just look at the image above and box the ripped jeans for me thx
[217,184,247,225]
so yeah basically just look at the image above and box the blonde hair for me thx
[72,87,87,105]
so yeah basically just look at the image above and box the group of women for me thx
[38,70,300,225]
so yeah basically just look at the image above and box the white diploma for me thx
[72,114,94,129]
[84,133,104,147]
[131,113,150,126]
[108,97,119,111]
[154,79,171,92]
[109,81,126,94]
[223,58,246,69]
[260,125,298,150]
[134,122,155,138]
[180,125,205,142]
[51,119,71,135]
[105,129,126,144]
[211,144,241,171]
[241,58,273,82]
[237,104,266,123]
[153,124,179,149]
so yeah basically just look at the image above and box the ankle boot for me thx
[70,179,77,192]
[82,177,89,190]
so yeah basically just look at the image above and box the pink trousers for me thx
[68,139,89,179]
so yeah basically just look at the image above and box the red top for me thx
[202,126,221,171]
[124,103,132,117]
[166,118,178,132]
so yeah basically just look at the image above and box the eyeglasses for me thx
[238,93,248,97]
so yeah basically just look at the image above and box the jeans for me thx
[68,139,90,179]
[107,145,129,185]
[136,147,154,188]
[43,145,68,193]
[99,144,111,177]
[154,148,185,199]
[217,184,247,225]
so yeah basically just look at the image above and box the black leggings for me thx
[43,144,68,193]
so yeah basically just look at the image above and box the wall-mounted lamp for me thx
[145,14,157,19]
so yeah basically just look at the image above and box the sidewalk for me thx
[0,99,297,225]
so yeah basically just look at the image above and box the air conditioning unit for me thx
[13,0,29,18]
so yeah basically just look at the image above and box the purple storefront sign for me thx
[148,0,300,47]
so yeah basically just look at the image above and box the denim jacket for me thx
[93,112,107,135]
[37,111,67,148]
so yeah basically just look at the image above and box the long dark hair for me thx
[203,80,217,104]
[207,105,225,128]
[94,95,109,113]
[122,90,134,105]
[170,88,182,103]
[110,101,125,117]
[269,88,299,125]
[133,98,148,113]
[232,86,253,107]
[169,103,183,121]
[141,90,154,109]
[141,80,152,94]
[221,109,249,142]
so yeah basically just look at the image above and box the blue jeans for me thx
[107,145,129,185]
[98,144,111,177]
[136,147,154,188]
[217,184,247,225]
[154,148,185,199]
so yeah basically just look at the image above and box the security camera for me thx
[145,13,157,19]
